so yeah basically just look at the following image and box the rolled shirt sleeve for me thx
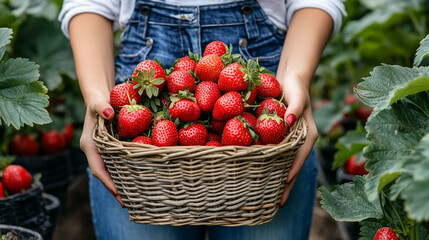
[286,0,347,37]
[58,0,122,38]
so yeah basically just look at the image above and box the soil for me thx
[2,231,37,240]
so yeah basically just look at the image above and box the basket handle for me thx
[97,115,105,132]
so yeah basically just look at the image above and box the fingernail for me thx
[286,114,296,127]
[121,204,125,208]
[103,108,114,118]
[279,204,284,208]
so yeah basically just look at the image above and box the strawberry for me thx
[195,54,223,82]
[0,181,5,198]
[373,227,399,240]
[209,119,225,134]
[203,41,227,57]
[174,56,197,72]
[169,99,201,122]
[212,91,244,121]
[132,60,166,98]
[243,88,257,107]
[132,136,153,145]
[218,63,247,92]
[355,106,373,123]
[41,130,66,155]
[10,134,38,157]
[241,112,257,129]
[160,96,170,108]
[195,81,221,112]
[255,112,287,145]
[152,120,178,146]
[221,117,256,146]
[256,73,281,98]
[205,141,222,146]
[346,155,369,176]
[345,94,358,105]
[110,82,142,109]
[179,123,208,146]
[256,98,287,119]
[118,104,152,139]
[167,70,196,94]
[2,165,32,195]
[208,133,221,142]
[63,123,74,147]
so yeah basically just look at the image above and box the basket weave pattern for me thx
[93,116,307,226]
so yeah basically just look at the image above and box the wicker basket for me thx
[93,116,307,226]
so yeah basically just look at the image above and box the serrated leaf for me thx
[359,218,383,240]
[320,175,383,222]
[333,125,370,169]
[364,99,429,201]
[0,58,39,88]
[355,65,429,112]
[389,174,412,200]
[0,28,12,60]
[414,34,429,66]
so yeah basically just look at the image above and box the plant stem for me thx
[387,198,406,233]
[379,193,400,230]
[410,220,416,240]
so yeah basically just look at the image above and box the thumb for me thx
[284,92,306,128]
[95,101,115,120]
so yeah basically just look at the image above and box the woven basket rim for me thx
[93,116,308,157]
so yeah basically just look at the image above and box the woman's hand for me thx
[81,95,124,208]
[279,76,318,207]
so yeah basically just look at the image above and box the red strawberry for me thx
[346,155,369,176]
[205,141,222,146]
[218,63,247,92]
[132,136,153,145]
[243,88,257,107]
[110,82,142,109]
[208,133,221,142]
[10,134,38,157]
[255,113,287,145]
[195,81,221,112]
[256,98,287,119]
[203,41,227,57]
[373,227,399,240]
[63,123,74,147]
[2,165,32,195]
[195,54,223,82]
[41,130,66,155]
[355,106,373,123]
[345,94,358,105]
[174,56,197,72]
[0,182,4,198]
[179,123,208,146]
[241,112,257,129]
[118,104,152,139]
[167,70,196,94]
[152,120,178,146]
[221,117,255,146]
[209,119,226,134]
[169,99,201,122]
[212,91,244,121]
[256,73,281,98]
[132,60,166,98]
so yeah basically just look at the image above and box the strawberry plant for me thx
[320,34,429,239]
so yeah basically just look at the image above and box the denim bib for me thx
[114,0,286,84]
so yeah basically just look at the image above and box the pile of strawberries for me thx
[0,165,33,199]
[110,41,289,147]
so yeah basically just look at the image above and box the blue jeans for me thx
[91,0,319,239]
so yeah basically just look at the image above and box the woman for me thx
[59,0,345,239]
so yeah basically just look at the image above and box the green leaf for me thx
[359,218,383,240]
[0,28,12,60]
[355,65,429,113]
[313,102,345,134]
[333,124,370,169]
[10,0,59,21]
[320,175,383,222]
[414,34,429,66]
[364,99,429,201]
[389,174,412,200]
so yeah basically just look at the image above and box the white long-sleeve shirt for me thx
[59,0,346,39]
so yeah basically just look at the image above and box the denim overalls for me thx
[89,1,319,239]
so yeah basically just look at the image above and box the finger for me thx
[280,169,301,207]
[286,107,318,184]
[283,88,307,128]
[93,100,115,120]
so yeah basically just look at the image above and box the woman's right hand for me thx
[81,95,124,208]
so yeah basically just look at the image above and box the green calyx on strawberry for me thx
[132,68,165,98]
[221,116,258,146]
[242,59,273,91]
[256,97,287,119]
[373,227,399,240]
[255,110,287,145]
[118,101,152,139]
[220,44,241,66]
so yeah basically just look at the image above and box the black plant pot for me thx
[336,167,355,184]
[0,183,51,238]
[42,193,61,240]
[318,144,338,184]
[14,150,72,203]
[0,224,43,240]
